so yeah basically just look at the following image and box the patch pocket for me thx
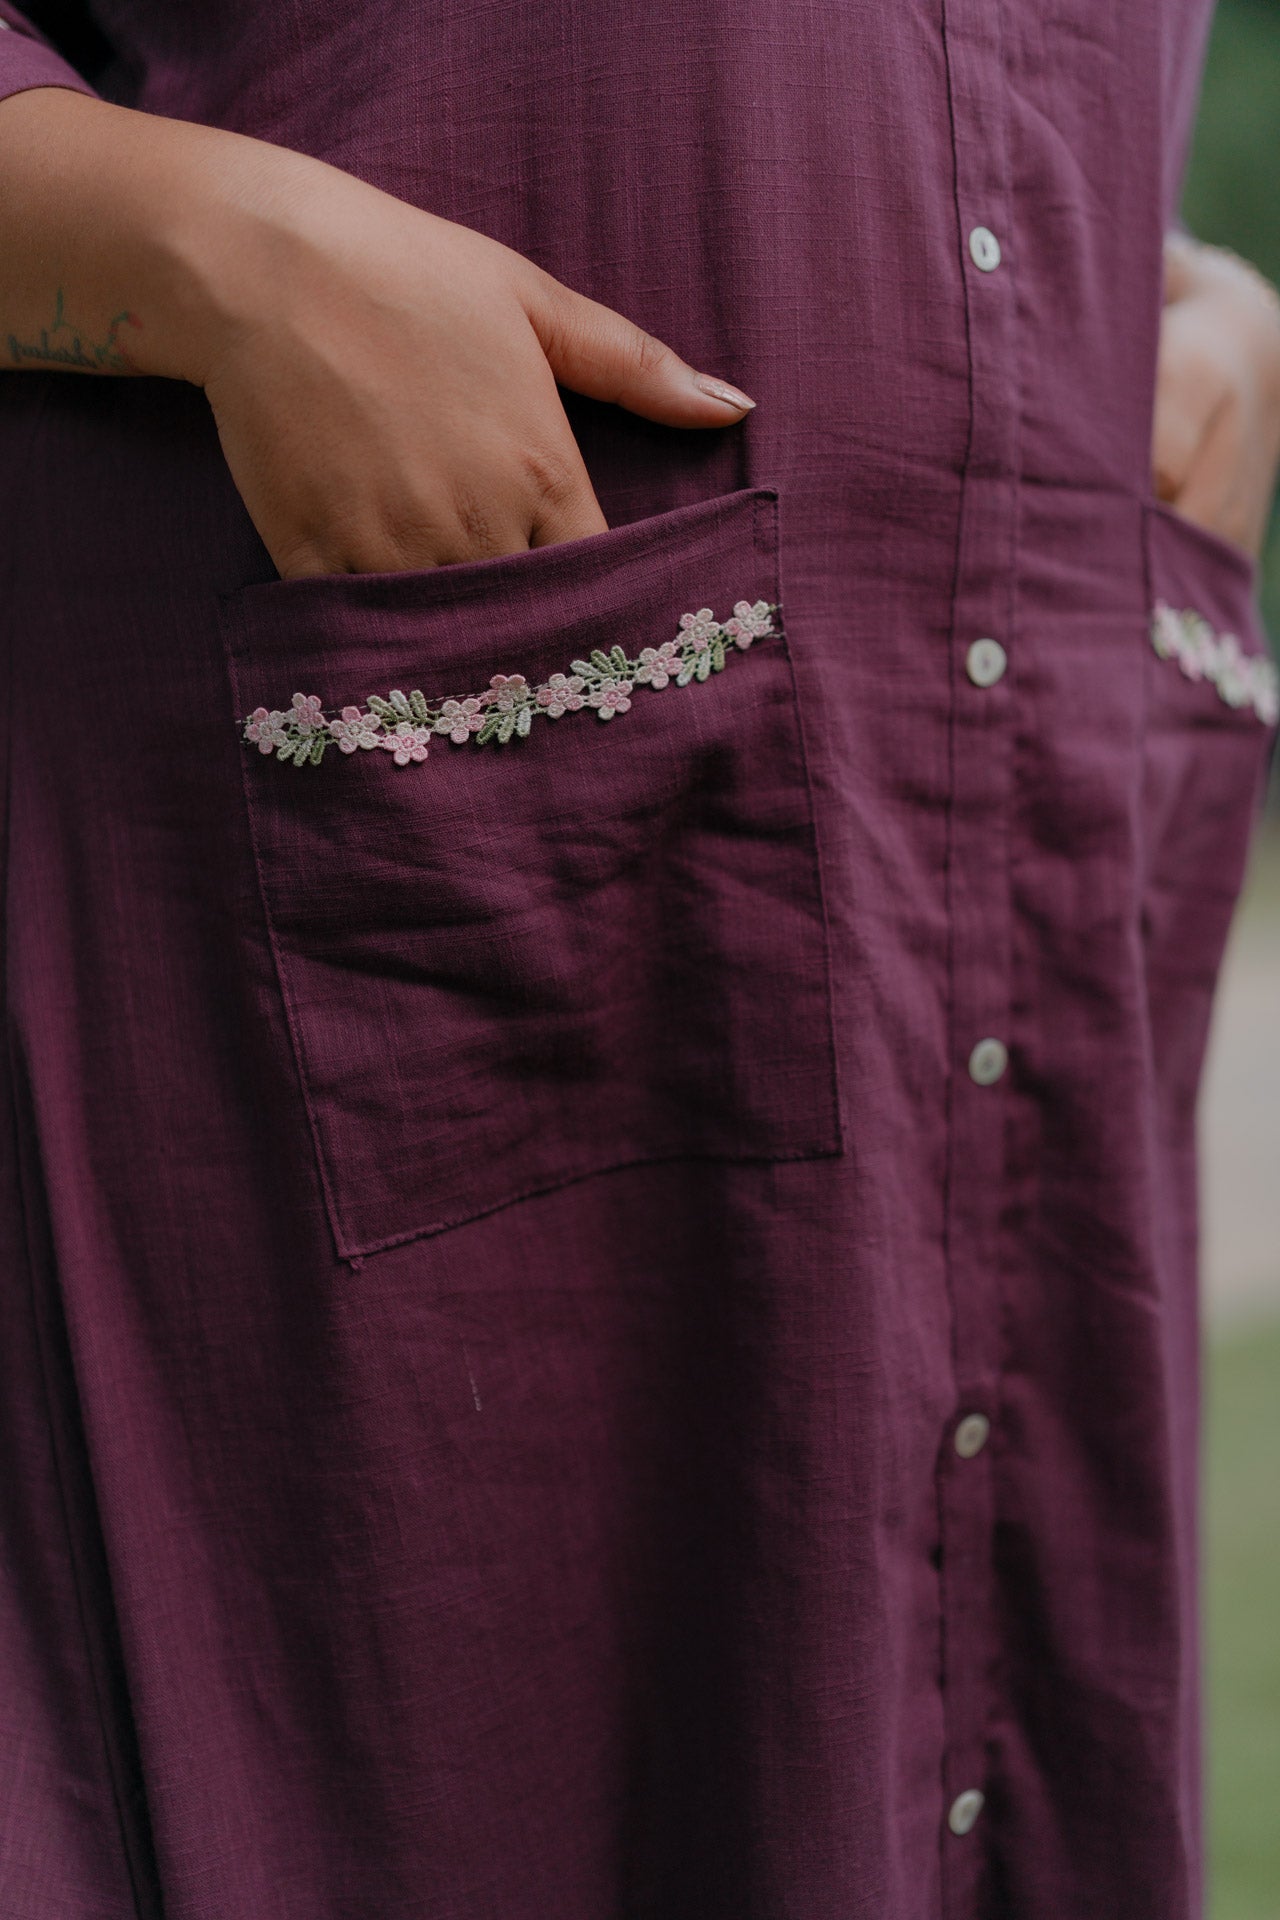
[1144,500,1277,731]
[1142,499,1276,874]
[220,486,841,1260]
[1140,499,1277,1131]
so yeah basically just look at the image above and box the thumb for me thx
[523,273,756,427]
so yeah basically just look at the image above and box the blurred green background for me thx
[1182,6,1280,1916]
[1206,1322,1280,1920]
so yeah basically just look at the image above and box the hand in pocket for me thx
[192,130,758,576]
[0,88,756,577]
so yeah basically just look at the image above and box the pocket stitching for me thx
[221,601,365,1268]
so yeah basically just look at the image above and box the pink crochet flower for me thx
[1214,635,1250,709]
[634,642,683,689]
[1176,620,1217,682]
[723,599,774,649]
[536,672,587,717]
[328,705,382,753]
[481,673,531,712]
[436,697,485,743]
[379,722,431,765]
[1150,602,1185,661]
[587,677,633,719]
[678,608,720,653]
[290,692,326,735]
[244,707,291,754]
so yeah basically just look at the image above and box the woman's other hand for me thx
[0,89,756,578]
[1153,231,1280,561]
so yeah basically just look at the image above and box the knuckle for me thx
[630,326,671,381]
[522,268,577,350]
[518,441,584,514]
[524,261,570,316]
[269,517,344,578]
[273,542,328,580]
[446,482,501,558]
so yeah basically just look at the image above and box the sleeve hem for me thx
[0,26,100,107]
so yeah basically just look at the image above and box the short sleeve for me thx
[0,3,100,106]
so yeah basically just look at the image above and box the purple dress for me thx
[0,2,1274,1914]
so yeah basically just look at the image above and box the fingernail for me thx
[694,373,756,412]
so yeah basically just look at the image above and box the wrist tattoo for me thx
[7,288,141,372]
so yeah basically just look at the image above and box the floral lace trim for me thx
[1151,600,1279,725]
[241,600,779,768]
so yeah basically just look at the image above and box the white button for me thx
[954,1412,991,1459]
[966,638,1007,688]
[948,1788,986,1836]
[968,226,1002,272]
[967,1037,1008,1086]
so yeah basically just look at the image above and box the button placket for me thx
[936,6,1020,1911]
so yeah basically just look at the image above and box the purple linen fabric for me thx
[0,4,94,93]
[0,2,1274,1917]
